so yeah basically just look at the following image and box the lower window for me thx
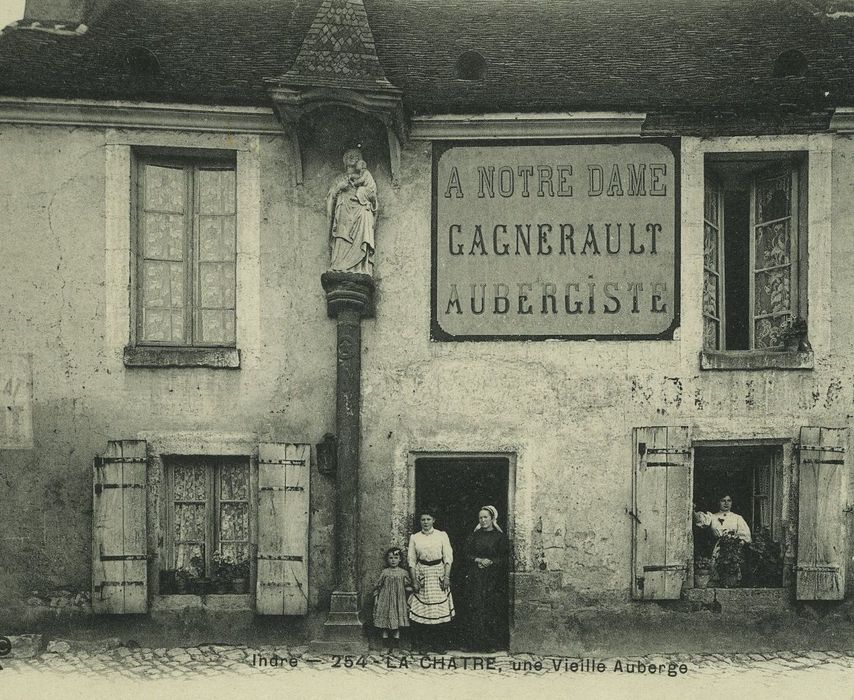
[692,445,783,588]
[160,455,252,595]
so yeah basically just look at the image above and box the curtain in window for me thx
[138,159,237,347]
[173,462,207,573]
[703,177,723,350]
[753,170,796,349]
[141,164,187,343]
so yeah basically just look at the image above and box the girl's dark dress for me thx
[463,528,509,650]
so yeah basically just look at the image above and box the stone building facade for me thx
[2,0,854,653]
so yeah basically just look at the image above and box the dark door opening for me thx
[414,455,510,651]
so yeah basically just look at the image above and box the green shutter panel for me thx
[796,427,848,600]
[92,440,148,614]
[257,442,310,615]
[631,426,692,600]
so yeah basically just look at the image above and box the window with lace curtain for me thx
[133,150,237,348]
[703,154,807,352]
[163,456,252,592]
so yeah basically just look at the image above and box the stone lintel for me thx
[321,271,375,319]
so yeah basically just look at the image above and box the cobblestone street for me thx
[3,639,854,699]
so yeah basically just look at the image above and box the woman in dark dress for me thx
[463,505,509,652]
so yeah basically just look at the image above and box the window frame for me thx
[163,454,254,591]
[700,150,813,370]
[689,439,791,591]
[131,147,238,351]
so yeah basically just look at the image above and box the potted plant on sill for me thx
[211,553,230,594]
[175,568,194,594]
[694,556,713,589]
[230,559,250,594]
[744,528,783,588]
[782,316,810,353]
[714,534,745,588]
[213,553,251,594]
[189,555,210,596]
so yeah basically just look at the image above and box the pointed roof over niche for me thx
[281,0,397,90]
[268,0,404,186]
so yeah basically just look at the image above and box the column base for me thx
[309,591,369,654]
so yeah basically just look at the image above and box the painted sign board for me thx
[431,139,680,341]
[1,354,33,449]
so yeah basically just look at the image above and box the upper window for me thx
[703,154,807,352]
[134,151,237,348]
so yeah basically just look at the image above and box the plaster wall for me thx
[357,133,854,628]
[3,116,854,648]
[0,124,337,615]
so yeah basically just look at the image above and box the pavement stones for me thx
[5,634,42,659]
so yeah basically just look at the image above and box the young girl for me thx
[372,547,411,650]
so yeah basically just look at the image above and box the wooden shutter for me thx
[703,174,724,351]
[796,427,848,600]
[257,442,310,615]
[631,427,692,600]
[92,440,148,614]
[751,167,798,349]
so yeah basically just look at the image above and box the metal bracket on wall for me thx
[316,433,337,476]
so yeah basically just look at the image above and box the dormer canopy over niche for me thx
[267,0,405,185]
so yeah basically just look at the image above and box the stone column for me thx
[312,271,374,653]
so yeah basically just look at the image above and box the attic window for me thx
[773,49,808,78]
[456,51,486,80]
[125,47,160,78]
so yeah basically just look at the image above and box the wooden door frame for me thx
[406,451,517,546]
[406,450,517,648]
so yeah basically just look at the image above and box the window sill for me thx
[700,350,814,371]
[124,345,240,369]
[686,587,789,610]
[152,594,253,612]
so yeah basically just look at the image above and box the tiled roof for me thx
[0,0,851,114]
[282,0,395,90]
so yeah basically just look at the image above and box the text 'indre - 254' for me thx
[431,140,680,340]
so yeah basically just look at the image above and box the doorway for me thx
[412,454,512,651]
[693,444,783,588]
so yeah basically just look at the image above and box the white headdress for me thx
[474,504,503,533]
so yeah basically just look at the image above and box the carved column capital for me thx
[321,271,375,319]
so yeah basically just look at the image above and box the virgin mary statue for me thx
[326,148,378,275]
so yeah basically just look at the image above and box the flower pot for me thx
[720,571,740,588]
[694,571,711,589]
[231,578,248,594]
[160,570,177,594]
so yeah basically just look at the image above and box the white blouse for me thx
[694,510,752,543]
[408,529,454,567]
